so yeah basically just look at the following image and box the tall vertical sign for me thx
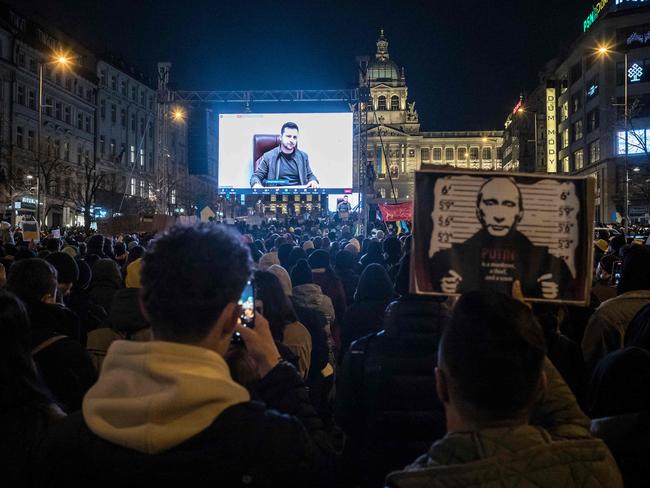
[546,84,557,173]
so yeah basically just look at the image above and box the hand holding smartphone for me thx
[612,261,623,287]
[238,280,255,328]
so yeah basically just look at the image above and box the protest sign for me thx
[22,221,40,242]
[411,170,594,304]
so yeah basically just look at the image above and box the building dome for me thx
[367,29,402,83]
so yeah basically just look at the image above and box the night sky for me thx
[8,0,590,131]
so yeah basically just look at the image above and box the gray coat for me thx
[250,146,318,187]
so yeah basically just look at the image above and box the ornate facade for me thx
[361,31,503,200]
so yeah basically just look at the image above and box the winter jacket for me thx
[64,287,108,340]
[386,360,623,488]
[35,340,335,487]
[340,299,389,355]
[291,301,329,384]
[292,283,336,373]
[88,259,123,315]
[27,301,97,413]
[336,297,450,488]
[282,321,312,379]
[624,302,650,349]
[581,290,650,370]
[592,411,650,488]
[312,269,347,346]
[2,403,65,485]
[335,268,359,306]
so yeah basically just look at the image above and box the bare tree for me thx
[74,156,108,232]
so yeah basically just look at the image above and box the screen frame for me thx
[217,111,355,196]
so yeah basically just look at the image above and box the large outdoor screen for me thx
[218,112,353,194]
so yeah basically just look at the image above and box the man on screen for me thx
[337,195,351,213]
[429,177,573,300]
[250,122,320,189]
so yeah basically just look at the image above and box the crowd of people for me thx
[1,215,649,487]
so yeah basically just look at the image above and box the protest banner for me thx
[411,170,594,304]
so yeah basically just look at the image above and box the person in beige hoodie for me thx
[35,224,335,487]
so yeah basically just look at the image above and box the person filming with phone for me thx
[36,223,335,487]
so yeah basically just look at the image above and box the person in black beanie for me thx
[278,242,294,271]
[65,258,108,340]
[86,235,105,258]
[45,252,79,302]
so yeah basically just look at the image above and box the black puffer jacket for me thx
[27,301,97,413]
[335,296,450,488]
[34,363,336,488]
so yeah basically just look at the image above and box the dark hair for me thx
[280,121,299,134]
[254,271,297,341]
[308,249,330,269]
[440,291,546,422]
[140,224,252,342]
[114,242,127,256]
[127,245,145,264]
[383,236,401,259]
[291,259,313,287]
[7,258,58,304]
[588,347,650,418]
[355,263,394,303]
[46,238,61,252]
[277,243,294,269]
[335,249,355,271]
[46,252,79,285]
[288,246,308,269]
[618,245,650,294]
[0,291,54,409]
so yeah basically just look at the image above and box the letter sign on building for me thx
[546,87,557,173]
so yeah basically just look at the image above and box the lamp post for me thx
[35,52,72,226]
[597,45,628,234]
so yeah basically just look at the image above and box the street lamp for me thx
[36,50,74,226]
[597,44,629,234]
[171,106,186,123]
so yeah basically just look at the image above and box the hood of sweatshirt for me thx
[83,340,250,454]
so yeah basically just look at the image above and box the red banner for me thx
[378,202,412,222]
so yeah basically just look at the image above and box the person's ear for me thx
[515,210,524,224]
[435,366,450,403]
[216,302,240,340]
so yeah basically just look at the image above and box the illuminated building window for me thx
[573,149,584,170]
[421,148,430,162]
[560,101,568,122]
[563,156,570,173]
[617,130,647,155]
[469,147,479,161]
[562,128,569,149]
[572,120,583,142]
[130,178,136,196]
[433,148,442,161]
[390,95,399,110]
[445,148,454,161]
[587,109,599,133]
[589,140,600,164]
[482,147,492,160]
[378,96,387,111]
[457,147,467,160]
[571,93,582,114]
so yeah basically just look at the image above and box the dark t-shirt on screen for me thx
[278,152,301,185]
